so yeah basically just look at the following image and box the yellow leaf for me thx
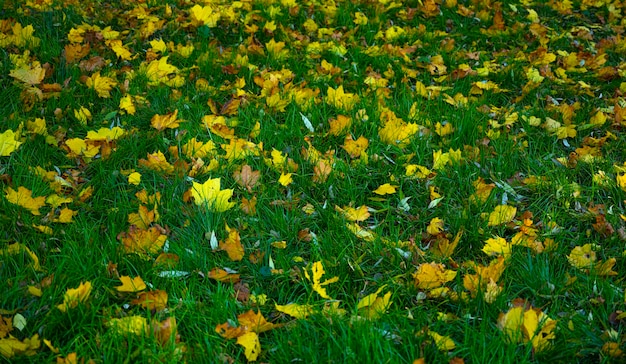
[426,217,445,235]
[119,95,136,115]
[107,316,148,336]
[304,261,339,299]
[115,276,147,293]
[590,111,607,126]
[128,172,141,185]
[190,178,235,212]
[0,333,40,358]
[0,243,42,271]
[106,39,132,60]
[27,286,42,297]
[151,110,182,131]
[482,236,512,259]
[413,262,457,290]
[150,38,167,53]
[4,186,46,215]
[9,62,45,85]
[567,244,596,269]
[0,130,23,157]
[236,332,260,362]
[85,72,117,98]
[373,183,397,195]
[189,4,220,27]
[45,194,72,208]
[487,205,517,226]
[429,331,456,351]
[341,135,368,158]
[357,285,392,320]
[55,208,76,223]
[336,205,370,222]
[57,282,92,312]
[275,303,314,319]
[144,56,184,87]
[278,172,293,186]
[85,127,125,142]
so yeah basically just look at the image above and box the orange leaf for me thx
[219,227,244,261]
[132,290,168,311]
[118,225,168,255]
[237,310,281,333]
[208,268,240,283]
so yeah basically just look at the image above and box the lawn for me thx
[1,0,626,362]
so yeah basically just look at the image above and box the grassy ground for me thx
[1,0,626,362]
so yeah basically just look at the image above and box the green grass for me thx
[1,0,626,363]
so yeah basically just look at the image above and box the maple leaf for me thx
[127,205,158,229]
[233,165,261,192]
[0,129,23,156]
[115,276,147,293]
[190,177,235,212]
[413,262,457,290]
[326,86,359,111]
[144,56,184,87]
[482,236,512,259]
[9,61,45,85]
[118,225,168,255]
[4,186,46,215]
[85,72,117,98]
[304,261,339,299]
[132,290,168,311]
[497,304,557,352]
[567,244,596,269]
[342,135,368,158]
[138,151,175,174]
[189,4,220,27]
[0,334,40,358]
[151,110,182,131]
[426,217,445,235]
[208,267,240,283]
[335,205,370,222]
[487,205,517,226]
[275,303,314,319]
[463,257,506,298]
[219,226,244,261]
[357,285,392,320]
[329,115,352,136]
[373,183,397,195]
[278,172,293,186]
[237,310,281,333]
[57,281,92,312]
[237,332,260,362]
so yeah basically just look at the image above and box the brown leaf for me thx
[241,196,257,215]
[233,282,250,303]
[233,165,261,192]
[592,214,614,238]
[79,56,105,73]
